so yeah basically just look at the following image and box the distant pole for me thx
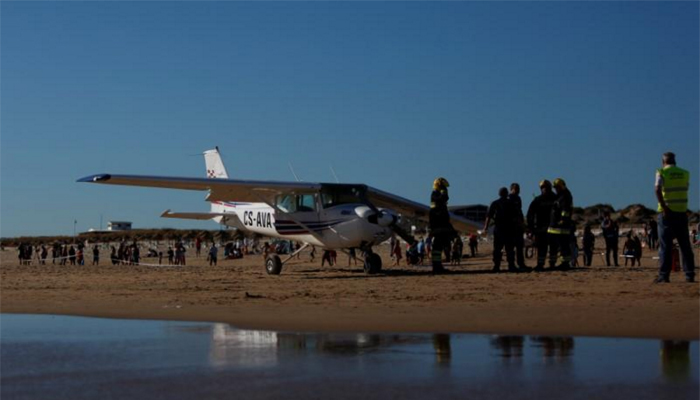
[74,220,77,238]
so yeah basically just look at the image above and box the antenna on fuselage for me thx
[288,163,301,182]
[330,166,340,183]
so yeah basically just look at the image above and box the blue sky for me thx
[1,1,698,237]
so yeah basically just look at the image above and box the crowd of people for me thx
[8,153,696,283]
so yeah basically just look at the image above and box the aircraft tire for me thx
[265,254,283,275]
[363,253,382,274]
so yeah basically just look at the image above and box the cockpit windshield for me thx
[320,184,366,209]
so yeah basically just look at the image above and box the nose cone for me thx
[354,205,374,219]
[355,206,396,227]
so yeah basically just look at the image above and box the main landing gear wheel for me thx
[363,253,382,274]
[265,254,282,275]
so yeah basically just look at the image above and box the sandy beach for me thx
[1,244,698,340]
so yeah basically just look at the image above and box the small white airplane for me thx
[78,147,478,275]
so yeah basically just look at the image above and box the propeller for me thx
[354,204,416,246]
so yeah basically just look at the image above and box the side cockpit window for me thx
[297,194,317,212]
[276,194,317,213]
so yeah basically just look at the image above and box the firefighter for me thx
[429,177,454,273]
[654,152,695,283]
[526,180,557,271]
[547,178,574,270]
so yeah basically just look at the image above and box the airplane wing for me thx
[365,186,480,233]
[77,174,321,204]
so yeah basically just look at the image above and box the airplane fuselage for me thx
[212,201,393,249]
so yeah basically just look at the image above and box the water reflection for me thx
[490,335,525,362]
[530,336,574,364]
[209,325,584,371]
[661,340,691,382]
[433,334,451,366]
[2,314,698,400]
[209,324,432,368]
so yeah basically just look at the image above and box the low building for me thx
[449,204,488,226]
[107,221,132,231]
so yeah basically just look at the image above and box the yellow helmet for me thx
[539,179,552,189]
[553,178,566,188]
[433,177,449,190]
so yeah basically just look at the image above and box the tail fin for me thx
[204,147,229,179]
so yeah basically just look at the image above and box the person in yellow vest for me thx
[654,152,695,283]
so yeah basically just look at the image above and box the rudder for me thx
[204,147,229,179]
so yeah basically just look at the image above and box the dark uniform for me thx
[487,196,517,271]
[508,193,527,268]
[547,182,574,270]
[526,191,557,269]
[429,178,454,273]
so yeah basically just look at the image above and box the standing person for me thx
[468,233,478,258]
[69,246,76,265]
[483,187,518,272]
[132,243,140,266]
[547,178,574,271]
[195,237,202,257]
[654,152,695,283]
[633,233,643,267]
[508,183,529,271]
[40,245,48,265]
[92,245,99,266]
[51,244,58,265]
[321,250,332,267]
[601,212,620,267]
[348,248,358,266]
[309,246,316,262]
[526,180,557,271]
[648,219,658,250]
[428,177,455,273]
[392,239,403,266]
[582,225,595,267]
[167,246,174,265]
[61,245,68,265]
[416,239,425,265]
[451,237,463,266]
[208,243,218,266]
[623,232,637,266]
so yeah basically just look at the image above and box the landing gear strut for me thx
[264,243,310,275]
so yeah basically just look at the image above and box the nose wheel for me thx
[363,252,382,274]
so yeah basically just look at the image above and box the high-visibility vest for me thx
[657,166,690,212]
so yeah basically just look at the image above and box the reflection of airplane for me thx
[208,324,431,368]
[78,147,479,275]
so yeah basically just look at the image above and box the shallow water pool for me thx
[1,314,697,399]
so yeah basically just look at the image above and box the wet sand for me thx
[1,245,698,339]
